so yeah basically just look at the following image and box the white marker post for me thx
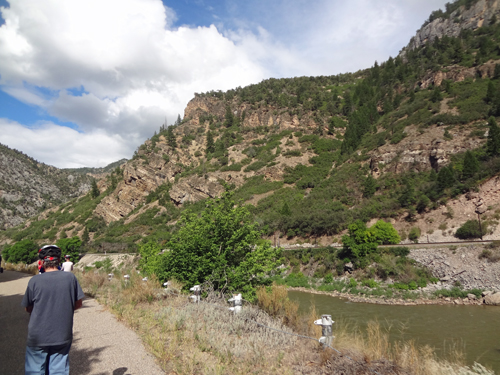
[228,293,242,314]
[314,314,334,347]
[189,285,201,303]
[108,273,113,281]
[124,274,130,284]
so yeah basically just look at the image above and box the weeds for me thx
[75,269,493,375]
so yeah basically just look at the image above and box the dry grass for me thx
[76,271,494,375]
[3,262,38,275]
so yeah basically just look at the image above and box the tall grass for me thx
[76,271,494,375]
[3,262,38,275]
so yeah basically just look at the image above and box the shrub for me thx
[283,150,302,157]
[323,273,334,283]
[284,272,310,288]
[408,227,421,243]
[455,220,486,239]
[362,279,378,288]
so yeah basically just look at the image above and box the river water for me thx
[288,291,500,372]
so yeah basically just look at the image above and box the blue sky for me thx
[0,0,448,168]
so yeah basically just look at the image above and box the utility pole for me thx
[475,196,486,240]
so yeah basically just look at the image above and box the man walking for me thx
[61,255,74,272]
[22,245,84,375]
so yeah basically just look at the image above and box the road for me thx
[0,270,164,375]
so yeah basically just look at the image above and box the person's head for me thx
[39,245,62,270]
[65,255,70,261]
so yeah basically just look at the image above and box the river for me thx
[288,291,500,372]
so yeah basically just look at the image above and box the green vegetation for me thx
[138,190,282,300]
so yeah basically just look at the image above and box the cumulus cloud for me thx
[0,0,449,167]
[0,118,130,168]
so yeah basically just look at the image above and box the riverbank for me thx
[75,269,494,375]
[288,286,499,306]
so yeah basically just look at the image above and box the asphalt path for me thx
[0,270,164,375]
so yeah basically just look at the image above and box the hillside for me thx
[0,143,127,232]
[2,0,500,251]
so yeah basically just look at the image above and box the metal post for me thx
[189,285,201,303]
[163,281,169,291]
[108,273,113,281]
[314,314,334,347]
[228,293,242,314]
[142,277,148,282]
[124,274,130,284]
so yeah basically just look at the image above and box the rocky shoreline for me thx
[288,245,500,306]
[288,286,500,306]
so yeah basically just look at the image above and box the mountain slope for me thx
[2,0,500,250]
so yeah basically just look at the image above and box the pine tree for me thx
[398,178,416,207]
[462,150,479,180]
[82,227,89,244]
[487,116,500,156]
[485,80,495,103]
[223,105,234,128]
[362,175,377,198]
[437,166,455,192]
[206,131,215,154]
[175,114,182,126]
[280,202,292,216]
[430,85,442,103]
[90,179,100,199]
[166,127,177,148]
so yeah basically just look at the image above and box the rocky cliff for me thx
[0,143,126,230]
[401,0,500,53]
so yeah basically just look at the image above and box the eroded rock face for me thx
[402,0,500,53]
[418,60,500,89]
[169,175,225,205]
[369,125,484,175]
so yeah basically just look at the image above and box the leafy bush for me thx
[56,236,82,264]
[455,220,486,239]
[408,227,421,243]
[284,272,310,288]
[323,273,334,283]
[2,239,39,264]
[362,279,378,288]
[142,190,282,300]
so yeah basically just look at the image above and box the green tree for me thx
[82,227,90,244]
[430,85,443,103]
[485,80,495,103]
[369,220,400,245]
[206,131,215,154]
[223,105,234,128]
[280,202,292,216]
[56,236,82,264]
[341,220,378,260]
[462,150,479,180]
[362,174,377,198]
[166,127,177,148]
[437,166,455,192]
[3,239,38,264]
[487,116,500,156]
[398,178,416,207]
[175,114,182,126]
[90,179,100,199]
[146,191,282,300]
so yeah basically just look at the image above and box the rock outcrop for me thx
[401,0,500,53]
[483,292,500,304]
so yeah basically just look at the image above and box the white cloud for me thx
[0,118,130,168]
[0,0,449,167]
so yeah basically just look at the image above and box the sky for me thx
[0,0,449,168]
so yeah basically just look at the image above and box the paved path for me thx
[0,270,165,375]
